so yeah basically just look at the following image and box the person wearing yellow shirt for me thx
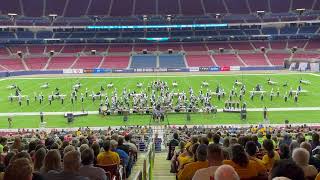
[178,144,209,180]
[97,140,120,166]
[223,144,264,179]
[262,139,280,170]
[245,141,267,176]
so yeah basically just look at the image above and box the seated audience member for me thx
[117,137,129,155]
[223,144,264,179]
[110,140,129,167]
[279,144,290,159]
[97,140,120,166]
[192,144,224,180]
[4,158,33,180]
[33,148,46,172]
[300,141,320,170]
[124,134,137,153]
[292,148,318,178]
[178,144,209,180]
[262,139,280,170]
[170,141,185,173]
[41,149,62,174]
[79,149,107,180]
[177,143,194,170]
[214,165,240,180]
[46,150,89,180]
[311,133,320,150]
[245,141,267,175]
[270,159,305,180]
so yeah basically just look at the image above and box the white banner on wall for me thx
[230,66,240,71]
[63,69,84,74]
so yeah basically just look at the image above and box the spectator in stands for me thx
[213,134,221,145]
[97,140,120,166]
[207,132,213,143]
[167,132,180,160]
[63,145,76,156]
[292,148,318,178]
[177,144,208,180]
[300,141,320,170]
[79,148,106,180]
[312,133,320,150]
[110,140,129,167]
[11,137,23,152]
[214,165,240,180]
[289,140,300,157]
[245,141,267,175]
[124,134,137,153]
[177,143,194,170]
[79,144,89,153]
[270,159,305,180]
[41,149,62,174]
[192,144,223,180]
[46,150,89,180]
[279,133,292,147]
[0,137,7,154]
[279,144,290,159]
[200,136,209,145]
[262,139,280,170]
[91,142,100,164]
[223,144,264,179]
[33,148,46,172]
[117,136,129,154]
[4,158,33,180]
[251,135,261,149]
[170,141,185,173]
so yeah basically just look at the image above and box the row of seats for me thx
[1,40,319,56]
[1,52,317,71]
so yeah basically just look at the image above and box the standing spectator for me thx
[97,140,120,166]
[0,138,7,154]
[245,141,267,175]
[292,148,318,179]
[311,133,320,150]
[11,137,23,152]
[178,144,209,180]
[4,158,33,180]
[46,150,89,180]
[262,139,280,170]
[192,144,224,180]
[79,149,106,180]
[167,133,180,160]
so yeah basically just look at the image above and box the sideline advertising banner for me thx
[63,69,83,74]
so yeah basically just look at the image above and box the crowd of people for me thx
[164,124,320,180]
[0,126,152,180]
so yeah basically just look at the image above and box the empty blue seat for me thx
[130,55,157,68]
[159,55,186,68]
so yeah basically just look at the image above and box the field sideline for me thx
[0,71,319,128]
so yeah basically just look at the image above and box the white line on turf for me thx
[1,107,319,117]
[5,72,315,80]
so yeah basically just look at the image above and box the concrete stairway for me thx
[152,152,176,180]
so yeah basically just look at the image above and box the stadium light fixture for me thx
[256,11,265,17]
[48,14,57,17]
[215,13,221,19]
[143,15,148,21]
[167,15,172,21]
[8,13,17,16]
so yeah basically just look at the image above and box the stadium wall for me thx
[0,66,284,77]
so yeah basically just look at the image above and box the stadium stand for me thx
[130,55,157,68]
[46,56,77,70]
[159,55,186,68]
[24,57,48,70]
[186,55,215,67]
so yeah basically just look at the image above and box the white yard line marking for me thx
[1,107,319,117]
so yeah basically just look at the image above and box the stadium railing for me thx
[131,142,155,180]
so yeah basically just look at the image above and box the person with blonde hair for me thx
[33,148,46,172]
[41,149,62,174]
[4,158,33,180]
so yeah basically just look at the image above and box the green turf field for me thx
[0,73,319,128]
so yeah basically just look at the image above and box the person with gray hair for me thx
[292,147,318,178]
[110,139,129,167]
[214,165,240,180]
[46,150,89,180]
[79,149,107,180]
[177,144,209,180]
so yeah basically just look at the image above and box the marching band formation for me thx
[6,78,311,117]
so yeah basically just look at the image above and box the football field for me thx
[0,72,319,128]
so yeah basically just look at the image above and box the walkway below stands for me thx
[128,152,146,180]
[152,152,176,180]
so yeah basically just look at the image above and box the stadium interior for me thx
[0,0,320,180]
